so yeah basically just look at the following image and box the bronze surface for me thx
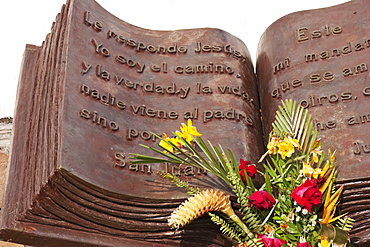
[0,0,260,246]
[257,0,370,245]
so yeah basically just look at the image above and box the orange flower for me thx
[280,222,288,231]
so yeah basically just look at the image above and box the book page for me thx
[64,0,263,198]
[256,0,370,245]
[1,0,262,246]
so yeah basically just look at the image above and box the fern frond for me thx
[209,212,245,243]
[223,153,250,209]
[229,176,262,230]
[240,205,263,231]
[219,150,262,232]
[158,171,200,195]
[209,212,263,246]
[234,184,250,209]
[243,240,265,247]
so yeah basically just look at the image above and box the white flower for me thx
[302,209,308,215]
[296,216,301,222]
[299,236,307,243]
[295,206,302,212]
[311,220,317,227]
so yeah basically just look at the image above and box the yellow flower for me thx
[186,119,202,136]
[276,136,300,159]
[311,151,320,163]
[159,133,182,153]
[170,137,182,147]
[309,140,323,163]
[176,131,192,143]
[318,239,330,247]
[159,133,173,152]
[177,119,202,143]
[285,136,301,149]
[277,140,294,159]
[267,136,279,154]
[302,162,322,179]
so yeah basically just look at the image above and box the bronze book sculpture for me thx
[1,0,369,246]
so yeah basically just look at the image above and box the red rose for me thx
[258,234,287,247]
[297,242,312,247]
[239,159,257,183]
[249,190,276,211]
[291,179,322,212]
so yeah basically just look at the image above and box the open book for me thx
[1,0,369,246]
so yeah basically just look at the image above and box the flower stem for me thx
[222,204,254,239]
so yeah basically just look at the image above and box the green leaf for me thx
[263,162,278,178]
[265,170,272,195]
[272,99,318,155]
[286,222,300,234]
[190,137,231,183]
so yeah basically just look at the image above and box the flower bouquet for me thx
[130,100,354,247]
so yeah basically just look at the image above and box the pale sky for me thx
[0,0,347,118]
